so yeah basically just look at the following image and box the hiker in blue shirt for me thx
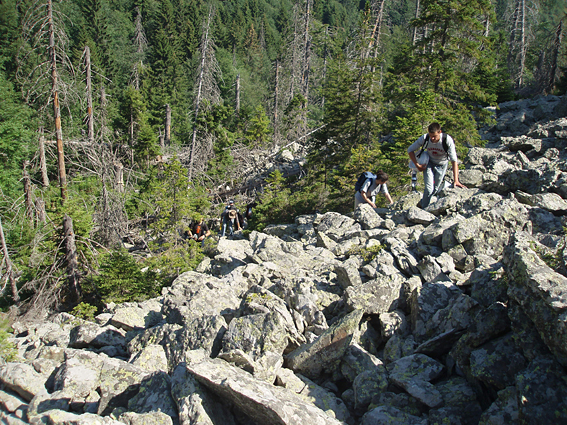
[354,170,393,209]
[407,122,466,209]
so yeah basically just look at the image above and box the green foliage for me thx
[90,249,159,303]
[313,54,385,172]
[245,105,272,147]
[385,0,498,149]
[122,85,161,166]
[142,240,204,285]
[71,302,97,321]
[247,169,327,231]
[346,244,385,262]
[0,69,36,198]
[129,157,210,234]
[0,316,16,362]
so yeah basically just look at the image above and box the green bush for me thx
[71,302,98,321]
[91,249,158,304]
[0,316,17,362]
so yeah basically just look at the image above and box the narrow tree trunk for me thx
[235,73,241,116]
[85,46,94,143]
[39,127,49,187]
[300,0,312,137]
[23,161,33,224]
[412,0,420,45]
[49,0,66,201]
[518,0,526,87]
[63,214,81,303]
[165,104,171,145]
[189,5,214,181]
[274,59,280,125]
[367,0,385,58]
[114,162,124,192]
[0,217,19,303]
[35,199,46,224]
[548,20,563,93]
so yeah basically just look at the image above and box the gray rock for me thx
[129,344,168,372]
[334,263,362,289]
[188,358,345,425]
[97,357,149,415]
[340,344,383,384]
[478,386,518,425]
[503,231,567,367]
[29,409,124,424]
[361,405,428,425]
[316,212,361,242]
[161,272,241,325]
[354,203,385,230]
[0,363,47,402]
[285,309,363,379]
[110,305,162,332]
[127,371,178,420]
[352,367,388,414]
[344,274,404,314]
[171,363,237,425]
[67,322,126,355]
[116,411,173,425]
[471,333,527,390]
[515,356,567,423]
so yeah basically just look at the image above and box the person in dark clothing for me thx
[221,200,241,237]
[188,216,210,247]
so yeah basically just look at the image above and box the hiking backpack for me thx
[418,132,449,158]
[354,171,376,193]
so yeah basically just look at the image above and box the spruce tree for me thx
[386,0,498,148]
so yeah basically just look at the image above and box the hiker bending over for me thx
[221,200,241,237]
[407,122,466,209]
[188,216,210,248]
[354,170,393,210]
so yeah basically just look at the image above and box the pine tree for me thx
[386,0,498,147]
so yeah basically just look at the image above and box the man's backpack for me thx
[354,172,376,193]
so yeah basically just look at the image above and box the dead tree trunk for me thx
[412,0,420,45]
[35,198,46,224]
[114,162,124,192]
[548,20,563,93]
[300,0,312,137]
[23,161,33,224]
[84,46,94,143]
[39,128,49,187]
[0,217,19,303]
[235,73,241,116]
[273,59,280,129]
[189,5,217,181]
[165,104,171,145]
[48,0,66,201]
[63,214,81,303]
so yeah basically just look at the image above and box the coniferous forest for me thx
[0,0,566,316]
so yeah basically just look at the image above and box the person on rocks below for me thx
[407,122,467,209]
[188,215,210,247]
[354,170,394,209]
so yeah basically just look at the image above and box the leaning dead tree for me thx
[83,46,94,143]
[63,215,81,303]
[17,0,76,202]
[0,217,20,304]
[188,5,221,181]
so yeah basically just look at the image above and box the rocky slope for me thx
[2,95,567,425]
